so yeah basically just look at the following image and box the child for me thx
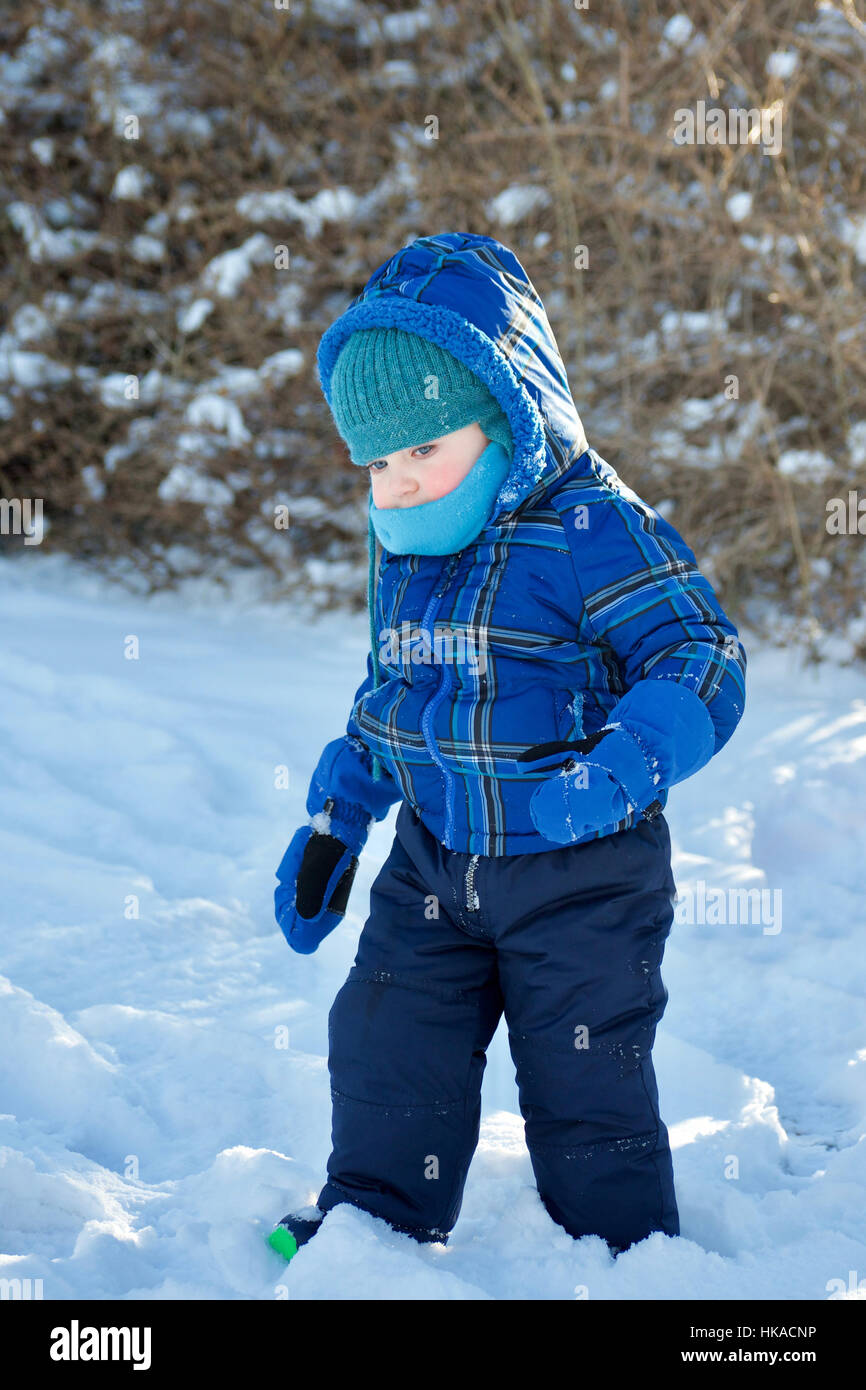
[269,232,747,1264]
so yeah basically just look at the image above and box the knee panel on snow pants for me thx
[316,801,679,1251]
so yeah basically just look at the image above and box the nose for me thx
[389,471,418,504]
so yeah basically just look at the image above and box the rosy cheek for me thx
[423,458,466,500]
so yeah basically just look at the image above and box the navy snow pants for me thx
[316,800,680,1252]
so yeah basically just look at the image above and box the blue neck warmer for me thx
[364,441,512,783]
[368,440,511,556]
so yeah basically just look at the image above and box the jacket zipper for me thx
[417,555,461,848]
[465,854,480,912]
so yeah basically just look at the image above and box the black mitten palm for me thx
[275,826,359,954]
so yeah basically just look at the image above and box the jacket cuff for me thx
[604,677,718,793]
[307,735,397,819]
[306,736,397,856]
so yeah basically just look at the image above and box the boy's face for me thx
[366,421,489,509]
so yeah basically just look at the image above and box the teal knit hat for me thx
[328,327,512,463]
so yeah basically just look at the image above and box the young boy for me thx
[269,232,747,1264]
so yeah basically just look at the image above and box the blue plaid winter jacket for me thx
[306,232,747,857]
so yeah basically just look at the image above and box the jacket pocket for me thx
[554,689,585,742]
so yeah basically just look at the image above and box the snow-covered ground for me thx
[1,551,864,1301]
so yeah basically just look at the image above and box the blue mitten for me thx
[274,798,368,954]
[517,727,663,845]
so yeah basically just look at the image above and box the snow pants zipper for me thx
[465,853,480,912]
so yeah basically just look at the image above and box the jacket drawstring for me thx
[367,512,385,783]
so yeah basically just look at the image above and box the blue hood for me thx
[316,231,590,520]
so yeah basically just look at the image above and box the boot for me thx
[266,1205,325,1262]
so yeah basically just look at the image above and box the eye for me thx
[367,445,434,471]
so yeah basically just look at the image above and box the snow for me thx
[30,137,55,167]
[200,234,275,299]
[739,230,801,267]
[726,192,753,222]
[2,551,865,1300]
[674,394,738,432]
[80,465,105,502]
[261,280,306,333]
[659,308,727,340]
[129,234,166,265]
[183,393,252,446]
[98,372,152,409]
[110,165,153,200]
[87,351,306,438]
[649,397,762,468]
[660,15,705,58]
[0,24,69,99]
[176,299,214,335]
[0,341,74,389]
[10,304,52,343]
[357,9,434,45]
[235,187,357,238]
[848,421,866,467]
[156,461,234,505]
[377,60,419,88]
[840,214,866,266]
[662,16,694,48]
[776,448,835,480]
[7,202,104,264]
[767,50,800,79]
[485,186,553,227]
[310,0,359,17]
[259,349,305,385]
